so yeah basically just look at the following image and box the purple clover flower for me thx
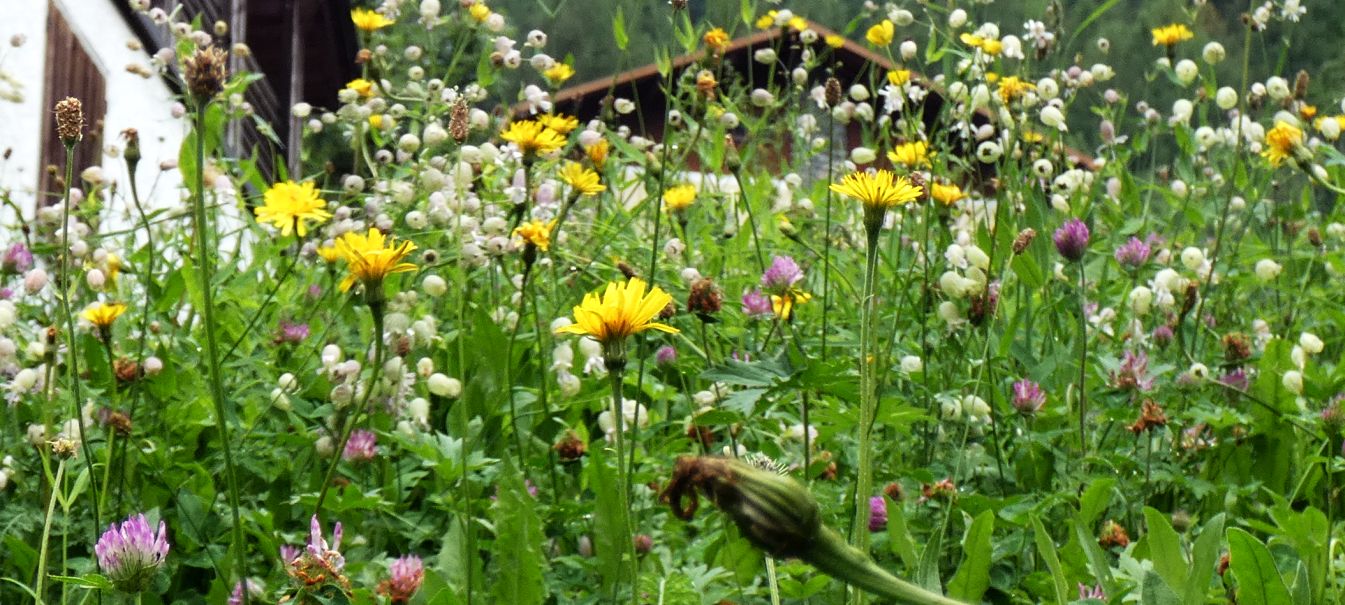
[760,255,803,293]
[2,243,33,274]
[1112,350,1154,392]
[94,513,169,593]
[343,429,377,461]
[228,579,263,605]
[1114,236,1151,269]
[655,345,677,366]
[1053,218,1090,262]
[741,289,773,318]
[1079,583,1106,600]
[380,555,425,603]
[1011,379,1046,415]
[276,320,310,344]
[868,496,888,532]
[305,515,344,572]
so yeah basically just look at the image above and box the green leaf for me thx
[886,498,919,571]
[611,6,629,51]
[48,573,113,591]
[1078,479,1116,527]
[489,459,547,605]
[1226,527,1292,605]
[1072,519,1114,594]
[637,572,698,605]
[1142,507,1187,593]
[1140,570,1183,605]
[586,446,631,595]
[916,516,945,592]
[947,510,994,601]
[1183,514,1225,604]
[1031,517,1069,605]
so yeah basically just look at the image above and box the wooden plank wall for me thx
[39,0,107,207]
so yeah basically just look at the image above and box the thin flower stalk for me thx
[33,458,66,603]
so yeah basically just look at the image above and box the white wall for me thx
[0,0,185,227]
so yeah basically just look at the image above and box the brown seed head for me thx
[449,98,470,142]
[54,97,84,144]
[687,278,723,317]
[1294,70,1310,100]
[1012,228,1037,255]
[824,77,842,108]
[182,46,229,101]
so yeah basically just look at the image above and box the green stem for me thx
[315,304,386,510]
[34,459,67,604]
[854,223,882,560]
[56,143,101,565]
[1076,260,1088,456]
[810,527,965,605]
[608,360,638,603]
[190,103,247,595]
[732,170,767,274]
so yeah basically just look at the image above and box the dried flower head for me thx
[687,277,723,318]
[182,46,229,101]
[54,97,83,144]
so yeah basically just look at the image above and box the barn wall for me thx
[0,0,185,225]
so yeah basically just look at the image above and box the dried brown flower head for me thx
[54,97,83,144]
[687,278,723,318]
[824,77,842,108]
[1099,519,1130,548]
[449,98,470,143]
[1221,332,1251,363]
[182,46,229,101]
[1127,399,1168,434]
[1012,228,1037,255]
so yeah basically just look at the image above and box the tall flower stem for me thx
[315,303,386,510]
[1076,261,1088,455]
[189,105,246,594]
[731,170,767,274]
[606,358,638,603]
[34,458,67,604]
[56,143,101,559]
[853,224,882,568]
[821,113,835,355]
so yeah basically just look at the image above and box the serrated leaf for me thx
[1142,507,1187,593]
[489,460,547,605]
[947,509,994,601]
[1227,527,1292,605]
[637,572,698,605]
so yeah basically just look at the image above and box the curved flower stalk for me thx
[663,457,962,605]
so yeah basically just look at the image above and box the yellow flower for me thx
[866,20,894,46]
[81,302,127,329]
[1020,129,1046,144]
[1151,24,1193,47]
[771,291,811,321]
[585,138,610,169]
[334,228,418,293]
[755,11,777,30]
[513,219,556,252]
[824,34,845,48]
[696,70,718,97]
[468,3,491,22]
[704,27,730,53]
[829,169,923,210]
[558,161,605,196]
[317,244,342,264]
[500,120,567,157]
[544,63,575,86]
[368,114,384,129]
[1263,120,1305,167]
[930,182,966,206]
[346,78,375,97]
[537,113,578,134]
[981,39,1003,55]
[663,184,697,212]
[554,278,679,346]
[787,16,808,32]
[105,253,121,285]
[255,180,332,237]
[1299,104,1317,120]
[887,69,911,87]
[351,8,394,32]
[996,76,1035,103]
[959,33,985,47]
[887,141,930,168]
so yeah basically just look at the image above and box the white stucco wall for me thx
[0,0,185,226]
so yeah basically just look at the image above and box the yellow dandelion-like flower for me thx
[755,11,777,30]
[866,20,894,46]
[887,141,930,168]
[351,8,394,32]
[554,278,679,347]
[704,27,730,53]
[695,70,718,97]
[930,182,966,206]
[544,63,575,86]
[996,76,1035,103]
[254,180,332,237]
[1299,104,1317,120]
[981,38,1003,55]
[585,138,610,170]
[368,114,384,129]
[887,69,911,87]
[787,16,808,32]
[1151,24,1193,47]
[468,3,491,22]
[824,34,845,48]
[1263,120,1305,167]
[960,33,985,47]
[81,302,127,329]
[334,228,418,293]
[317,244,342,264]
[558,161,605,196]
[500,120,566,157]
[771,291,811,321]
[105,252,121,285]
[663,184,697,212]
[346,78,375,98]
[537,113,578,134]
[513,219,556,252]
[829,169,923,211]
